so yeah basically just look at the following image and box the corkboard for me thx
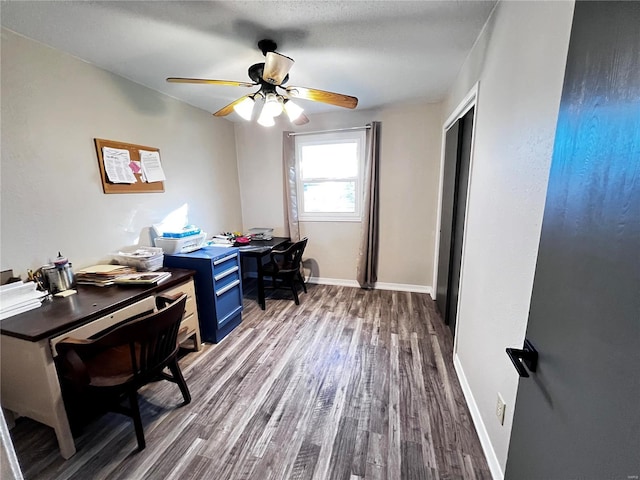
[94,138,165,194]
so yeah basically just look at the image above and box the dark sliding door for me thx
[436,107,474,336]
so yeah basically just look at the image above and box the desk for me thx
[238,237,289,310]
[0,269,197,459]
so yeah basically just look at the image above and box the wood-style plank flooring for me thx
[9,282,491,479]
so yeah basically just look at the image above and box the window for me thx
[295,130,366,222]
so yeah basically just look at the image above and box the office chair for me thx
[262,237,308,305]
[55,294,191,451]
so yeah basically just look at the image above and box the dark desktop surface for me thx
[237,237,289,255]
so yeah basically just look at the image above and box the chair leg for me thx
[298,271,307,293]
[168,358,191,405]
[128,390,146,451]
[290,280,300,305]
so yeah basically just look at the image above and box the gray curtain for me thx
[356,122,381,289]
[282,131,300,242]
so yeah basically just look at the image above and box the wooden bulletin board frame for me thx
[94,138,165,194]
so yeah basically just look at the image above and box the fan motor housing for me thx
[257,39,277,56]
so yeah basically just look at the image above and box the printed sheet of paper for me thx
[139,150,166,183]
[102,147,137,183]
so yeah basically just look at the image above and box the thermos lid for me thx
[54,252,68,267]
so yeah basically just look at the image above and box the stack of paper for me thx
[0,281,48,320]
[76,264,136,287]
[114,271,171,286]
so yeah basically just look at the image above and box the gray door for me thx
[505,2,640,479]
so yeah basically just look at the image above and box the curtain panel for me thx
[356,122,381,289]
[282,131,300,242]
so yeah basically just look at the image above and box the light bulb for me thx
[233,96,255,121]
[257,106,275,127]
[284,99,304,122]
[263,93,283,117]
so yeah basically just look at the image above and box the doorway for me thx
[436,99,475,338]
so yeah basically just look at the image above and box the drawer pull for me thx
[214,266,239,281]
[213,253,238,266]
[216,279,240,297]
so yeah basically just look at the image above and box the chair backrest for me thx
[271,237,308,274]
[103,294,187,375]
[56,294,187,385]
[291,237,308,269]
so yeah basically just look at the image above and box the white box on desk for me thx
[154,232,207,254]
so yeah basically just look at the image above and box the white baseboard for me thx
[453,354,504,480]
[307,277,432,295]
[306,277,360,288]
[373,282,432,295]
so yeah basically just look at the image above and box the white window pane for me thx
[303,181,355,213]
[300,143,358,179]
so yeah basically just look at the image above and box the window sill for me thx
[299,216,362,223]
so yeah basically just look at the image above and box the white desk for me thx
[0,269,199,459]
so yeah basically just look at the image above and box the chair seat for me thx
[83,345,139,387]
[263,260,295,274]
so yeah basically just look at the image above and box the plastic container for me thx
[111,246,164,271]
[161,225,202,238]
[154,232,207,254]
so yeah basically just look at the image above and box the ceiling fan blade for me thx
[293,113,310,126]
[262,52,294,86]
[284,86,358,109]
[167,77,256,88]
[213,96,250,117]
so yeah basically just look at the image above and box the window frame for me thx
[295,130,366,222]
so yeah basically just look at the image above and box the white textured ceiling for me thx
[1,0,496,120]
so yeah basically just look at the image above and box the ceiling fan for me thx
[167,39,358,126]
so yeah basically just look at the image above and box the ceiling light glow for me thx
[233,96,255,121]
[284,100,304,122]
[263,93,283,117]
[257,107,275,127]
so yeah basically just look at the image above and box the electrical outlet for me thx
[496,394,506,425]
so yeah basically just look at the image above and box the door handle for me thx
[506,339,538,377]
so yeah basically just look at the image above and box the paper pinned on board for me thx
[103,147,137,183]
[139,150,166,183]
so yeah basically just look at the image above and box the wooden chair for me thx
[262,237,308,305]
[55,294,191,451]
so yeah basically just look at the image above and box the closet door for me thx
[436,107,474,336]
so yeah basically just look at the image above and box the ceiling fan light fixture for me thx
[263,93,283,118]
[257,107,276,127]
[169,39,359,125]
[284,99,304,122]
[233,96,255,121]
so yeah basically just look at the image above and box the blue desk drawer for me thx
[212,252,239,274]
[215,280,243,326]
[214,264,240,290]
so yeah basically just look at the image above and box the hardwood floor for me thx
[9,283,491,480]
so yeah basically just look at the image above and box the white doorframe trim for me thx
[432,82,480,354]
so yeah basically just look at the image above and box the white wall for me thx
[443,1,575,477]
[235,102,442,289]
[1,30,243,275]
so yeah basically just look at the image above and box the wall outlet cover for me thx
[496,393,506,425]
